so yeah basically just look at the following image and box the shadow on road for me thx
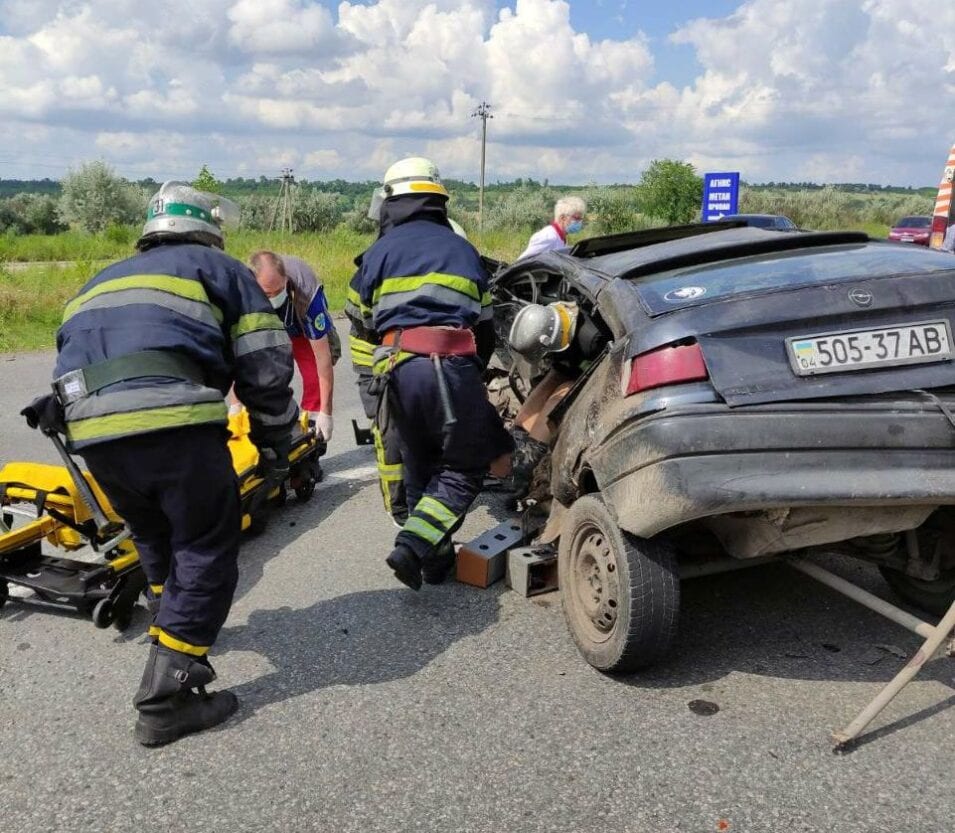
[216,583,501,721]
[231,445,377,606]
[0,443,375,643]
[624,561,954,690]
[602,559,955,745]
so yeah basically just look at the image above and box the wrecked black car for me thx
[490,222,955,672]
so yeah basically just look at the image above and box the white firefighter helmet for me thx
[508,301,579,363]
[137,181,239,250]
[382,156,449,199]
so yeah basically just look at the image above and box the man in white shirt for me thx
[519,196,587,259]
[941,222,955,253]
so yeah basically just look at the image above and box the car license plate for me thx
[900,234,914,242]
[788,321,953,376]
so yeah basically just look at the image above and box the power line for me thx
[268,167,296,233]
[470,101,492,228]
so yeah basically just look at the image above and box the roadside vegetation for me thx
[0,161,937,352]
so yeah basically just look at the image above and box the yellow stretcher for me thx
[0,411,322,629]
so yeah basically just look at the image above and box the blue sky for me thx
[0,0,952,186]
[566,0,743,86]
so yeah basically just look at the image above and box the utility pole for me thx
[269,167,296,233]
[471,101,492,229]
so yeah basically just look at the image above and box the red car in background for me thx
[889,215,932,246]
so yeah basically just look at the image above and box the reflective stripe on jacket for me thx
[55,242,296,449]
[349,219,491,333]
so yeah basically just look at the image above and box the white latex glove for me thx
[311,411,333,442]
[228,402,243,417]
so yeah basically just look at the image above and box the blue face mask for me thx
[567,219,584,234]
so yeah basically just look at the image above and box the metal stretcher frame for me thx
[0,412,322,628]
[681,555,955,749]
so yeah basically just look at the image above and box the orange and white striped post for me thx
[929,141,955,249]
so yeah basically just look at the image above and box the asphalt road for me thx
[1,337,953,833]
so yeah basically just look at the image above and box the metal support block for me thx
[456,519,526,588]
[507,545,558,597]
[351,419,374,446]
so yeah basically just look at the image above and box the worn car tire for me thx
[879,565,955,616]
[559,494,680,673]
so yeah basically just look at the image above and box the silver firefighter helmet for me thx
[137,181,239,251]
[508,301,579,363]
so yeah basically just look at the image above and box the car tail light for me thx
[625,342,708,396]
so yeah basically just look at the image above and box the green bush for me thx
[584,186,647,234]
[737,187,933,232]
[635,160,703,225]
[58,161,146,233]
[0,194,66,235]
[482,185,557,232]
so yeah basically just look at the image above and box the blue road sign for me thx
[701,172,739,222]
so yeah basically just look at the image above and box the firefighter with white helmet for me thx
[508,301,579,364]
[506,301,592,499]
[45,180,297,746]
[346,156,512,590]
[354,168,470,525]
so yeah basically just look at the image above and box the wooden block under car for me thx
[456,519,525,588]
[506,545,558,597]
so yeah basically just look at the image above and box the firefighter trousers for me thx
[81,424,241,657]
[358,368,408,524]
[388,355,513,559]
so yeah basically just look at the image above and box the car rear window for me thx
[895,216,931,228]
[636,242,955,315]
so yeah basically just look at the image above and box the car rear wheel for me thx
[558,494,680,672]
[878,565,955,616]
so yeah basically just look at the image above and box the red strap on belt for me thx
[382,326,476,356]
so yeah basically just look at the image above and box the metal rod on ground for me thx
[679,555,780,580]
[833,596,955,748]
[788,557,935,638]
[788,556,955,748]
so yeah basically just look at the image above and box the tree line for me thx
[0,160,937,238]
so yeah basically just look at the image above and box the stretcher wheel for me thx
[111,608,133,632]
[294,478,315,502]
[248,512,268,536]
[0,580,8,610]
[91,598,113,629]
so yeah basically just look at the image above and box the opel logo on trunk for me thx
[848,288,873,307]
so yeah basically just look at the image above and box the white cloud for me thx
[227,0,342,54]
[0,0,953,184]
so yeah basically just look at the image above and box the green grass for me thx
[224,228,375,310]
[0,227,535,352]
[853,222,891,238]
[0,261,99,352]
[0,229,134,262]
[0,217,899,354]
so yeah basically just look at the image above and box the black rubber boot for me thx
[421,541,456,585]
[509,428,549,499]
[133,644,238,747]
[386,543,422,591]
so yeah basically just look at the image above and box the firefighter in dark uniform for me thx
[346,289,409,526]
[52,181,297,745]
[349,157,513,589]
